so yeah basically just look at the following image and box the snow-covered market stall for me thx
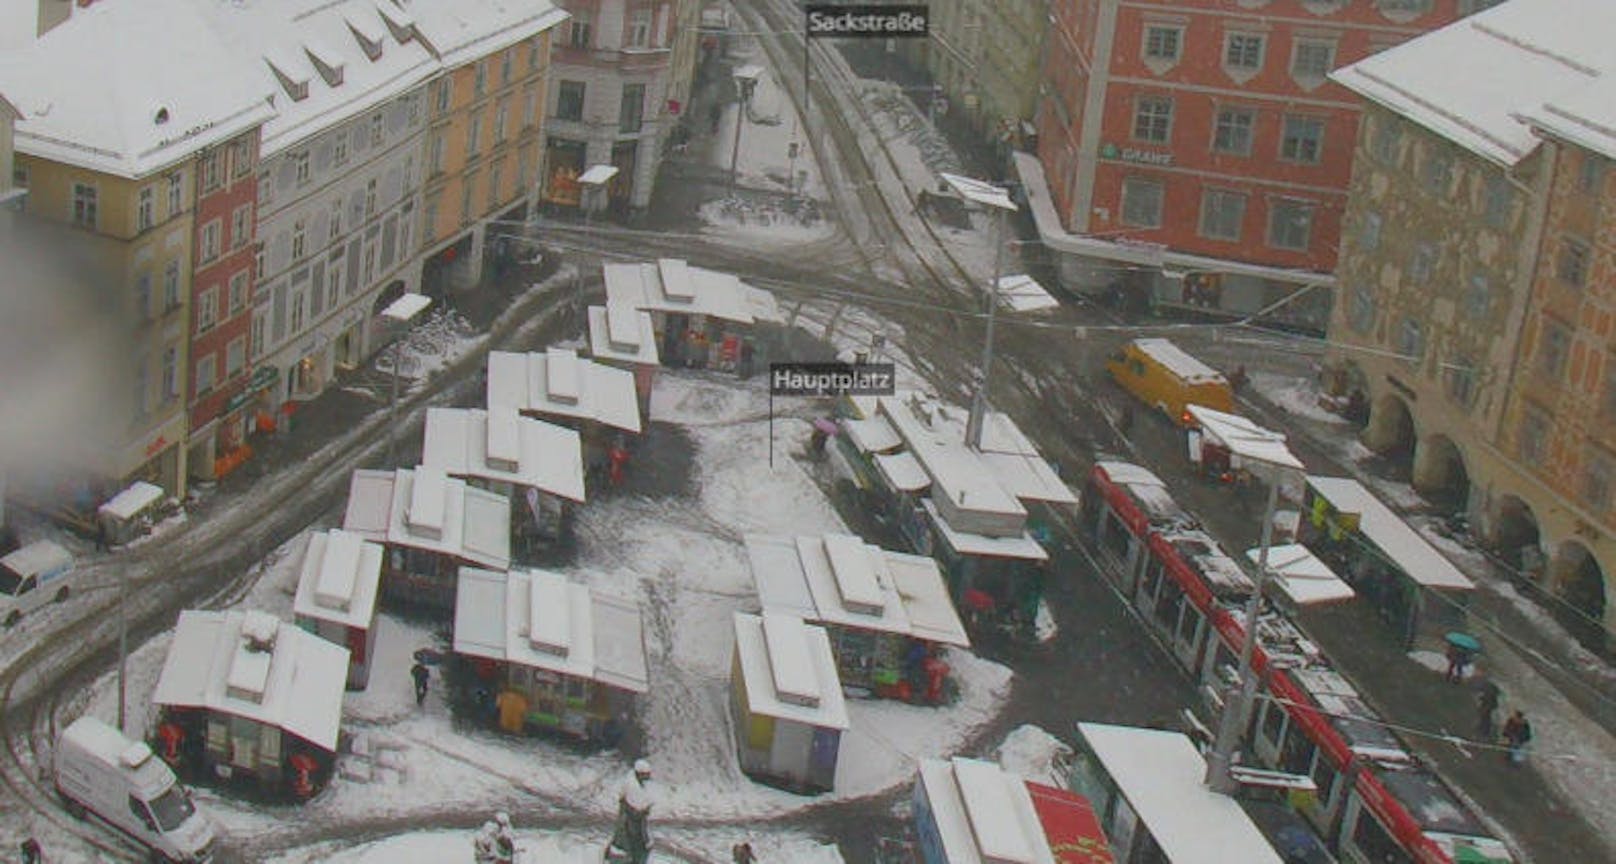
[150,610,347,799]
[586,302,660,414]
[485,347,642,481]
[730,612,849,794]
[746,532,969,703]
[291,529,384,689]
[452,566,649,746]
[342,467,511,613]
[603,258,782,374]
[912,757,1115,864]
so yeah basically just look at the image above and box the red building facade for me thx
[187,130,264,480]
[1031,0,1472,328]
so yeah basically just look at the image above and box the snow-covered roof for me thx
[919,758,1057,864]
[486,349,643,433]
[1331,0,1615,167]
[59,717,173,801]
[1286,667,1409,764]
[1251,544,1355,607]
[746,534,969,647]
[881,393,1075,510]
[842,415,903,455]
[193,0,439,154]
[923,500,1049,562]
[341,468,511,570]
[1306,476,1474,591]
[1095,461,1165,488]
[0,0,275,179]
[603,259,784,326]
[876,451,931,493]
[453,567,649,693]
[153,610,348,752]
[0,540,70,578]
[402,0,569,71]
[1162,529,1253,598]
[1129,339,1225,385]
[587,305,660,366]
[995,274,1060,313]
[421,406,586,503]
[97,481,166,521]
[1076,723,1284,864]
[732,612,849,729]
[1186,405,1304,474]
[292,529,385,629]
[1096,461,1196,530]
[1525,61,1616,160]
[881,396,1026,531]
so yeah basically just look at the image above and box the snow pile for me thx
[707,48,822,197]
[698,197,834,247]
[378,308,482,393]
[995,724,1072,787]
[1249,372,1347,425]
[267,827,845,864]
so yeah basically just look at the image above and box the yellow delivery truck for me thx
[1106,338,1234,426]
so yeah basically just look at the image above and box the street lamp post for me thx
[940,173,1018,449]
[118,568,127,734]
[728,65,763,199]
[381,292,432,469]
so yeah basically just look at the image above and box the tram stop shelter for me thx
[292,529,384,690]
[1299,476,1474,651]
[730,611,849,794]
[421,406,585,549]
[1247,544,1355,610]
[152,610,347,799]
[486,348,641,474]
[342,467,511,613]
[1071,723,1283,864]
[913,757,1114,864]
[746,532,969,702]
[1184,405,1305,496]
[602,258,783,372]
[454,567,648,745]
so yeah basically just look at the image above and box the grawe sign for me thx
[805,5,929,38]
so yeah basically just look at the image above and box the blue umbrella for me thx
[1446,632,1482,653]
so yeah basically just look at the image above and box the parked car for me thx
[55,716,216,863]
[0,539,74,627]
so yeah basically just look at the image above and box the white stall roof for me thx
[152,610,348,752]
[880,395,1060,513]
[980,451,1078,506]
[995,274,1060,313]
[885,551,970,646]
[484,350,643,433]
[875,452,932,492]
[842,415,903,454]
[421,407,587,503]
[98,481,165,521]
[732,612,849,729]
[747,534,820,618]
[1131,338,1226,385]
[1307,477,1474,591]
[918,758,1056,864]
[603,259,783,325]
[924,500,1049,562]
[341,469,511,570]
[659,257,697,301]
[1186,405,1304,473]
[823,532,885,614]
[453,567,649,693]
[407,466,450,538]
[1077,723,1283,864]
[1251,544,1355,607]
[293,530,384,628]
[587,305,660,366]
[341,469,398,541]
[762,611,821,707]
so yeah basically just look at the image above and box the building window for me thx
[202,150,222,193]
[229,270,248,315]
[495,100,509,143]
[467,110,483,156]
[1379,0,1433,15]
[164,261,181,310]
[1358,211,1382,252]
[430,129,446,175]
[1143,25,1182,63]
[1585,452,1614,513]
[292,219,307,261]
[1557,237,1590,287]
[198,287,218,334]
[1445,355,1477,407]
[11,165,26,189]
[1224,33,1265,71]
[233,138,253,178]
[327,253,343,305]
[1199,189,1246,241]
[226,337,246,378]
[1268,199,1314,251]
[134,358,150,418]
[1604,356,1616,418]
[365,178,377,217]
[619,83,646,133]
[71,183,98,228]
[488,160,503,209]
[557,80,585,121]
[1397,318,1425,365]
[1349,285,1376,334]
[434,77,452,114]
[1518,407,1549,466]
[333,133,349,168]
[329,199,343,240]
[137,187,154,231]
[1538,317,1571,378]
[257,170,273,208]
[363,241,377,284]
[529,34,542,71]
[291,288,306,333]
[195,354,216,396]
[1121,177,1165,227]
[475,60,489,97]
[294,150,311,186]
[569,17,591,49]
[1410,243,1436,284]
[1579,153,1606,195]
[370,112,384,147]
[168,172,184,215]
[255,249,265,281]
[628,9,652,48]
[1372,119,1401,165]
[1466,274,1491,318]
[251,307,267,360]
[1132,96,1173,143]
[1212,107,1255,155]
[1483,176,1512,229]
[162,347,179,401]
[201,220,221,262]
[462,171,477,223]
[1292,39,1335,81]
[1422,149,1452,194]
[524,85,538,129]
[232,205,251,250]
[1280,115,1325,163]
[501,47,514,85]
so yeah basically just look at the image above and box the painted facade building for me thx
[895,0,1049,153]
[1325,0,1616,634]
[544,0,700,212]
[1024,0,1490,332]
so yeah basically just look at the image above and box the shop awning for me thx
[1249,544,1355,607]
[875,451,930,492]
[1187,405,1304,475]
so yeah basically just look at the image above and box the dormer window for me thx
[375,1,415,44]
[348,15,385,60]
[266,55,311,102]
[306,42,346,86]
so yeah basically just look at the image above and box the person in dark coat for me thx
[20,838,42,864]
[1501,710,1532,765]
[732,841,757,864]
[411,661,430,706]
[1476,681,1501,740]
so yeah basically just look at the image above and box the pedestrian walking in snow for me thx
[1501,710,1532,766]
[732,840,757,863]
[493,811,516,864]
[1444,641,1475,683]
[607,759,654,863]
[1476,681,1501,740]
[19,837,42,864]
[411,660,430,707]
[474,821,498,863]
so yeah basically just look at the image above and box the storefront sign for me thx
[226,365,280,414]
[144,435,170,459]
[805,5,929,38]
[1101,142,1173,166]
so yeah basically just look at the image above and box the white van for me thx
[55,716,217,863]
[0,539,74,627]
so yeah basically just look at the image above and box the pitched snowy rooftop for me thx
[0,0,275,178]
[1186,405,1304,474]
[1306,476,1474,591]
[587,304,660,366]
[1250,544,1355,607]
[292,529,385,629]
[1525,62,1616,160]
[1331,0,1615,166]
[923,500,1049,562]
[421,406,586,502]
[880,396,1025,520]
[746,534,970,647]
[152,610,348,751]
[486,349,642,433]
[453,567,649,693]
[732,612,849,729]
[917,757,1058,864]
[603,259,784,325]
[1076,723,1284,864]
[400,0,569,70]
[340,468,511,570]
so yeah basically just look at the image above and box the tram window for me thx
[1154,579,1181,630]
[1175,605,1202,649]
[1102,513,1131,559]
[1349,809,1415,864]
[1261,702,1287,748]
[1310,756,1338,803]
[1281,728,1315,774]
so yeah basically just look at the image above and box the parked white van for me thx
[0,539,74,627]
[55,716,217,863]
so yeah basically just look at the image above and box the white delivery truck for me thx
[0,539,74,627]
[55,716,217,863]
